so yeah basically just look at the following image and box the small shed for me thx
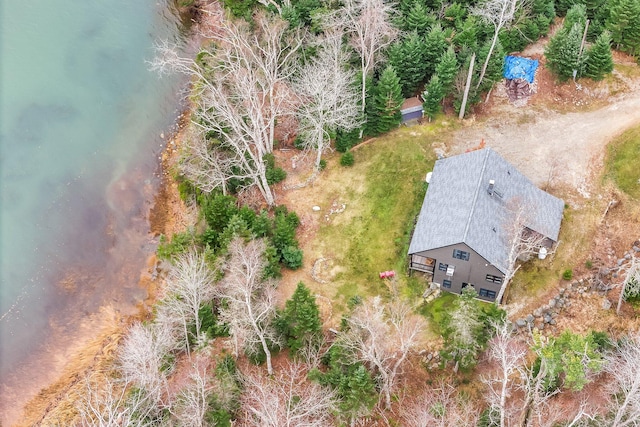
[400,97,423,123]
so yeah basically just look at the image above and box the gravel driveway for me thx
[450,76,640,196]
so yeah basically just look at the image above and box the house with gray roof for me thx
[408,148,564,303]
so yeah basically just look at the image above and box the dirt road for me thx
[449,74,640,197]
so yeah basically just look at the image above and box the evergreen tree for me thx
[441,287,485,370]
[404,0,436,35]
[555,0,580,16]
[423,23,448,78]
[585,30,614,80]
[563,4,588,31]
[443,2,466,28]
[477,38,505,93]
[452,16,480,52]
[545,23,585,80]
[373,66,404,133]
[279,282,322,354]
[309,344,377,424]
[435,46,459,91]
[387,31,429,96]
[363,76,379,136]
[607,0,640,53]
[533,0,556,21]
[422,75,445,119]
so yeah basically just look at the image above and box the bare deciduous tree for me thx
[117,322,171,413]
[294,28,362,170]
[150,8,303,205]
[496,202,553,303]
[482,321,529,427]
[617,257,640,314]
[162,250,216,355]
[324,0,398,118]
[342,296,425,408]
[239,361,336,426]
[472,0,522,88]
[76,371,132,427]
[401,382,480,427]
[217,238,280,375]
[606,334,640,427]
[517,334,563,427]
[173,361,214,427]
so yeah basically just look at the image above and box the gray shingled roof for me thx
[408,148,564,273]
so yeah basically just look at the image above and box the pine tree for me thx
[405,1,437,35]
[555,0,580,16]
[423,23,448,78]
[563,3,587,31]
[387,31,429,97]
[441,287,485,370]
[606,0,640,52]
[373,66,404,133]
[452,16,479,53]
[280,282,322,354]
[585,31,614,80]
[435,46,459,92]
[477,38,505,93]
[422,75,445,119]
[545,23,585,80]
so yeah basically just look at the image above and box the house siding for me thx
[411,243,505,302]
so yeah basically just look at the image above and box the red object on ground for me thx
[379,270,396,279]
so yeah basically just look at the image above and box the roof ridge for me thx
[462,149,489,243]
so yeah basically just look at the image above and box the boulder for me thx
[516,319,527,328]
[602,299,612,310]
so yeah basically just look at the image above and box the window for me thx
[479,288,497,300]
[442,280,452,288]
[486,274,503,284]
[452,249,470,261]
[438,263,448,271]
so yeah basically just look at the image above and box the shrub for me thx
[266,166,287,184]
[585,260,593,269]
[200,193,238,232]
[282,246,304,269]
[563,269,573,280]
[340,152,355,166]
[157,231,194,259]
[319,159,327,170]
[335,128,360,152]
[264,153,287,184]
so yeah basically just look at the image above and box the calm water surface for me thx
[0,1,187,422]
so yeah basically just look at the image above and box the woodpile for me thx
[505,78,533,101]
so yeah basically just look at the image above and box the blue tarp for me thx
[503,56,539,84]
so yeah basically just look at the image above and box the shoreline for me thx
[12,109,192,426]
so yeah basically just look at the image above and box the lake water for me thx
[0,1,186,423]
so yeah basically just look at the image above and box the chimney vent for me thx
[488,179,495,195]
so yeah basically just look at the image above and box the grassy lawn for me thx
[605,124,640,199]
[306,124,442,313]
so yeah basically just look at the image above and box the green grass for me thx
[605,124,640,199]
[312,125,441,309]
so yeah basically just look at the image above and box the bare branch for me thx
[342,296,425,408]
[151,8,304,205]
[322,0,398,120]
[606,334,640,427]
[217,238,280,375]
[294,28,362,169]
[239,361,336,426]
[482,321,528,427]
